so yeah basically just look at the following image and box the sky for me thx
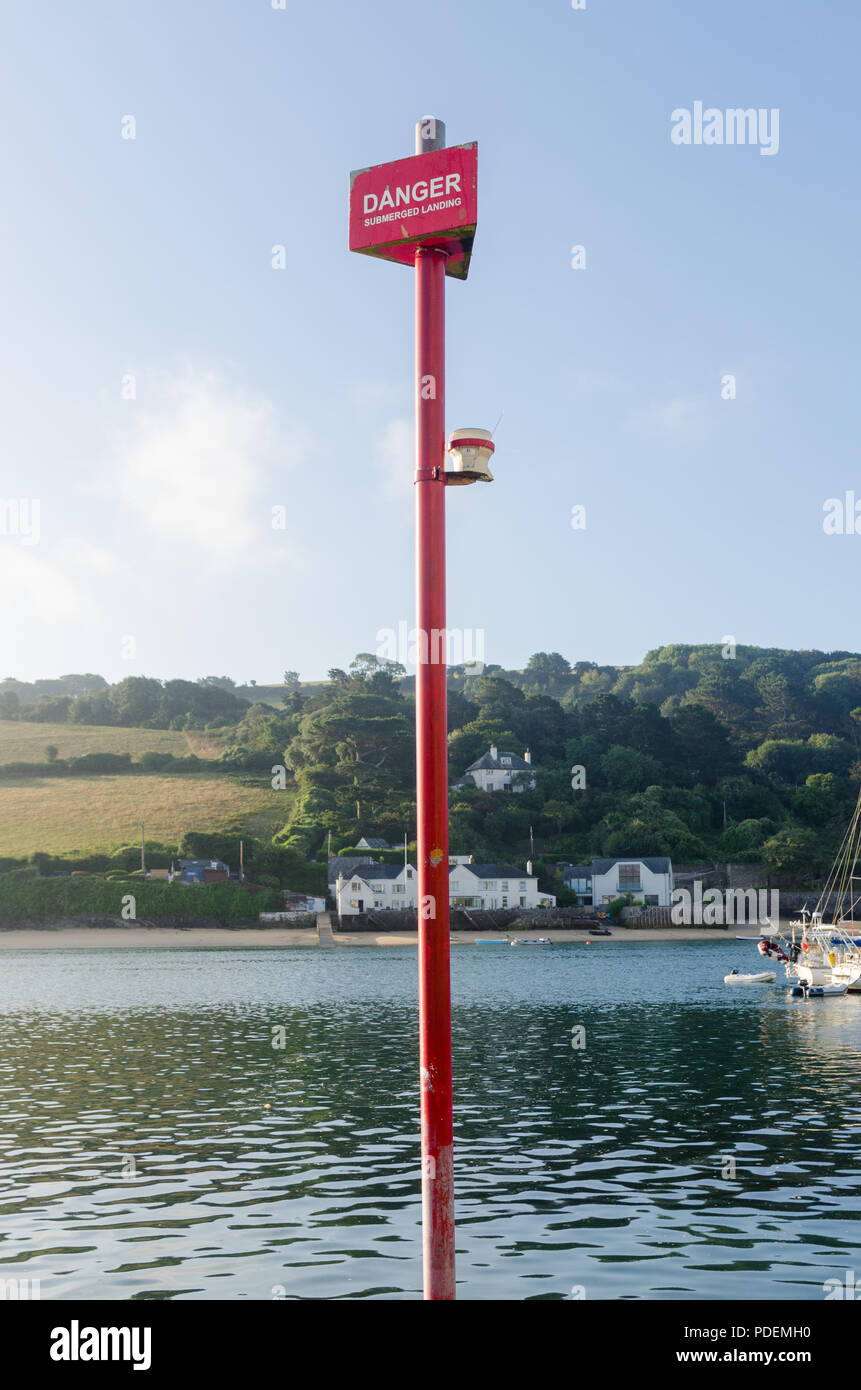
[1,0,860,686]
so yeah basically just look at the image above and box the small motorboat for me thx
[475,938,508,945]
[510,937,552,946]
[789,982,848,998]
[724,969,776,984]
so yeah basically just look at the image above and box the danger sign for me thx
[349,143,477,279]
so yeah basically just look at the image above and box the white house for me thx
[589,857,674,907]
[562,864,594,903]
[333,862,417,914]
[330,856,554,915]
[455,745,536,794]
[448,860,555,910]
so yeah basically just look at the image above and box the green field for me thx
[0,721,226,764]
[0,772,291,856]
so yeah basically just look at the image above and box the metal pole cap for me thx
[415,116,446,154]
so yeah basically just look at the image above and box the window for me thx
[351,881,361,890]
[644,895,658,906]
[406,868,413,878]
[502,896,508,907]
[503,782,511,791]
[519,880,527,891]
[501,756,511,765]
[393,884,405,894]
[485,881,496,889]
[371,885,383,893]
[501,881,509,891]
[618,864,641,889]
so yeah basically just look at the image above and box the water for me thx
[1,940,860,1300]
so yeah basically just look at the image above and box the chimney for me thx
[524,749,532,764]
[527,859,533,875]
[489,744,498,761]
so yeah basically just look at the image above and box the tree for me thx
[669,704,738,784]
[524,652,571,692]
[348,653,405,689]
[286,681,413,824]
[746,734,852,784]
[283,670,300,688]
[541,799,574,834]
[45,745,59,763]
[717,818,772,861]
[793,772,845,827]
[600,745,663,793]
[761,826,822,883]
[197,676,237,691]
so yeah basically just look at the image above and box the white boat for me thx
[510,937,551,946]
[789,981,848,998]
[757,786,861,992]
[829,959,861,991]
[724,970,775,984]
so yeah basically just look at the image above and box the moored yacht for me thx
[759,785,861,991]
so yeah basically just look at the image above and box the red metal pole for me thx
[414,239,455,1300]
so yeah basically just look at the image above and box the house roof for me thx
[358,863,410,881]
[464,750,532,772]
[591,857,672,875]
[562,865,593,879]
[178,859,228,869]
[356,836,390,849]
[328,855,374,882]
[333,861,412,884]
[452,862,533,880]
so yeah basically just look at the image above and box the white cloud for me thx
[114,371,287,566]
[59,538,120,575]
[0,545,103,667]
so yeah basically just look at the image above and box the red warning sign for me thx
[349,143,477,279]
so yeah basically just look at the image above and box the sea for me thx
[1,939,859,1300]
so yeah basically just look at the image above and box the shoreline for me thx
[0,925,765,949]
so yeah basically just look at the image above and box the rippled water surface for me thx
[2,941,861,1300]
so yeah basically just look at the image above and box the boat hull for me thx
[724,971,775,984]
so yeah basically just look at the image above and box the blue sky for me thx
[1,0,859,685]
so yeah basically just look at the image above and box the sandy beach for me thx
[0,926,764,949]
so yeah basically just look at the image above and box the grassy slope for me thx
[0,720,235,764]
[0,772,291,856]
